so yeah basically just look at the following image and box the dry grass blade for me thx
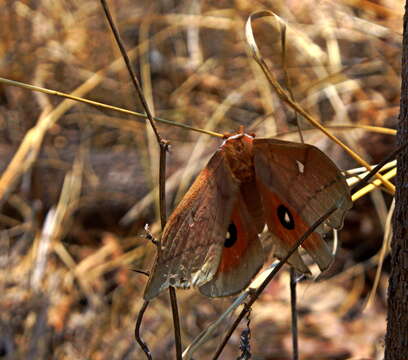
[30,207,57,292]
[0,108,66,204]
[174,81,256,203]
[0,37,143,205]
[245,10,395,193]
[351,168,396,201]
[182,261,286,359]
[364,198,395,310]
[182,292,249,359]
[345,160,396,178]
[336,266,366,317]
[139,12,161,222]
[275,124,396,140]
[344,159,397,201]
[31,154,82,292]
[120,155,208,225]
[0,1,400,358]
[0,77,223,138]
[349,140,408,200]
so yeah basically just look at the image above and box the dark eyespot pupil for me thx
[224,223,237,248]
[277,205,295,230]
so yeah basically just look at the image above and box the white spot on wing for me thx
[296,160,305,174]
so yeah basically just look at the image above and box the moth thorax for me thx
[231,163,255,183]
[224,138,255,183]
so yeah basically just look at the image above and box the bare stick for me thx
[211,206,336,360]
[99,1,182,358]
[158,105,182,360]
[169,287,183,358]
[162,139,182,360]
[135,301,152,360]
[159,144,169,231]
[99,0,162,144]
[290,268,299,360]
[281,24,300,360]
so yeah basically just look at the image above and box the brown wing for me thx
[253,138,352,271]
[199,191,264,297]
[143,149,239,300]
[240,181,265,233]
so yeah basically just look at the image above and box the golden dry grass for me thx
[0,0,403,359]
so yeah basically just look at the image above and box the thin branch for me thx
[98,1,183,358]
[170,287,183,359]
[159,143,169,230]
[99,0,162,144]
[281,23,300,360]
[290,268,299,360]
[135,301,152,360]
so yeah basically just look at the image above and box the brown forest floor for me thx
[0,0,404,359]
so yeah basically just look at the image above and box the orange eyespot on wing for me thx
[257,180,332,271]
[199,192,264,297]
[253,138,352,272]
[144,132,353,300]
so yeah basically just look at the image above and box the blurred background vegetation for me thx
[0,0,403,359]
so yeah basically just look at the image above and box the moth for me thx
[144,131,352,299]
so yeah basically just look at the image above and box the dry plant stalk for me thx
[0,1,401,359]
